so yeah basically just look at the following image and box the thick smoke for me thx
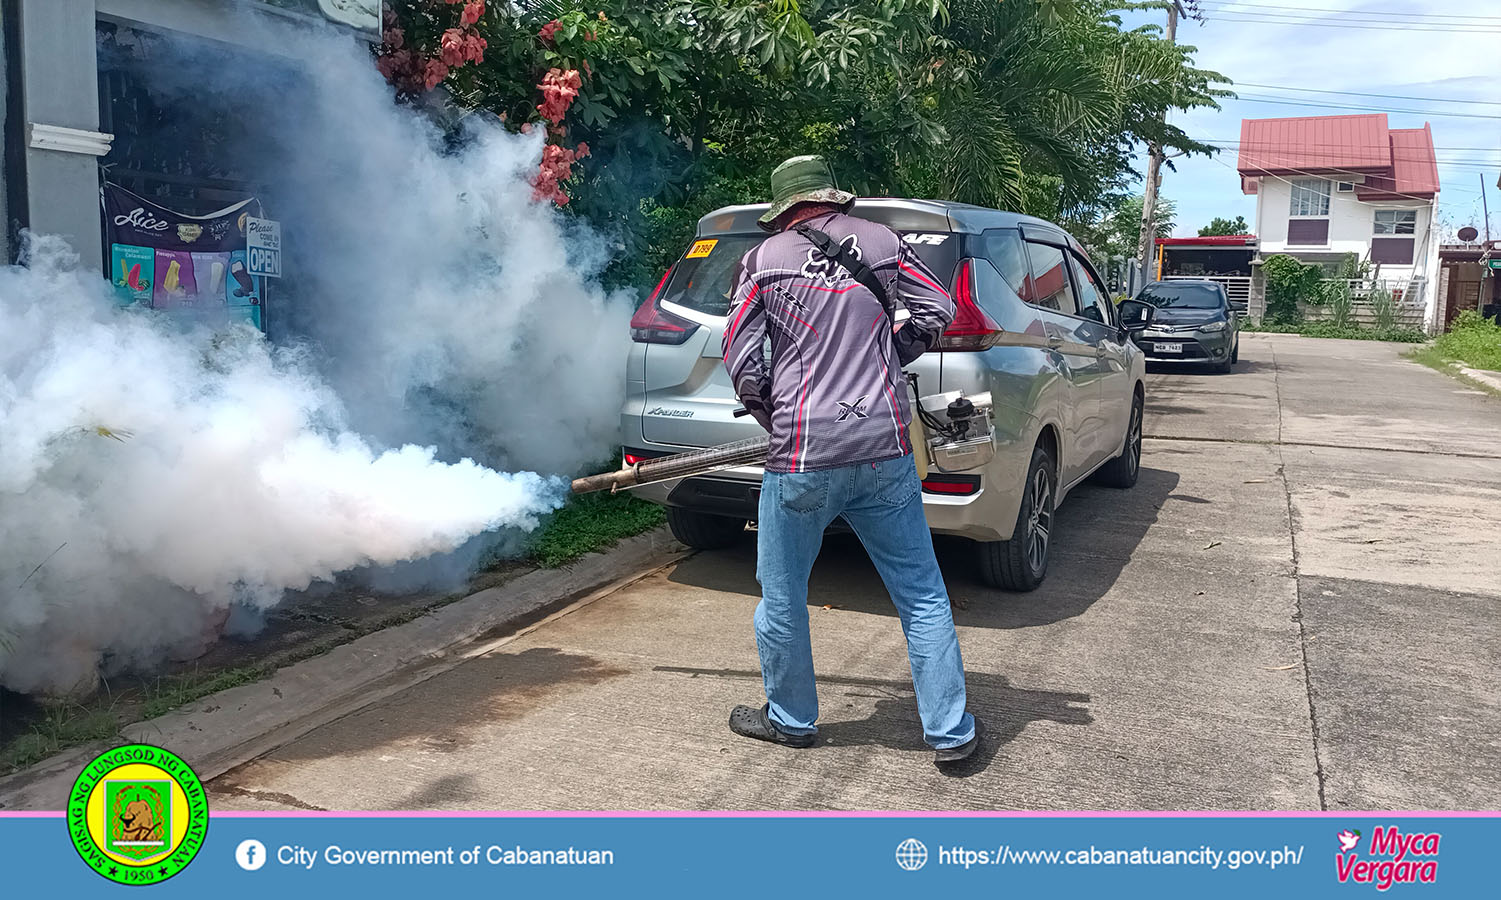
[0,22,632,695]
[225,24,634,474]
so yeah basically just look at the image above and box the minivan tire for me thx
[976,444,1055,592]
[666,507,746,550]
[1094,392,1143,489]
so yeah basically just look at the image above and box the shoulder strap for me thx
[794,223,894,321]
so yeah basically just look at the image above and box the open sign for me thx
[246,217,282,278]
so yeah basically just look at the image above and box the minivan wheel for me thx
[666,507,746,550]
[976,444,1055,592]
[1094,392,1143,489]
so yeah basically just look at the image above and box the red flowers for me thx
[440,29,465,66]
[375,0,486,94]
[532,142,591,206]
[538,19,560,45]
[537,68,582,125]
[529,67,588,205]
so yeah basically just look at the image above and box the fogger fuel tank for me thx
[570,385,995,495]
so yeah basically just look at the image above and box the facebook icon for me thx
[236,839,267,871]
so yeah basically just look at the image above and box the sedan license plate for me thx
[1154,342,1183,354]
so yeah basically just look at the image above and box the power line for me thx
[1235,94,1501,121]
[1234,82,1501,108]
[1199,2,1501,22]
[1202,145,1498,168]
[1206,13,1501,34]
[1198,140,1501,152]
[1198,150,1479,209]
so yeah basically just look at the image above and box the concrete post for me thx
[16,0,109,273]
[1434,264,1451,334]
[0,0,10,265]
[1249,262,1266,324]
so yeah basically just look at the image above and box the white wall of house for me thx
[1252,175,1440,327]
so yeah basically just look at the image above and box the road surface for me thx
[209,334,1501,811]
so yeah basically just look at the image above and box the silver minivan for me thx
[621,199,1153,590]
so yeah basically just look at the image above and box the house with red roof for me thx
[1238,114,1442,328]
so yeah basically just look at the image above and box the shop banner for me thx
[102,183,266,330]
[254,0,380,39]
[1,812,1496,898]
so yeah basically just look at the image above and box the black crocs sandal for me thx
[728,704,816,748]
[934,716,983,767]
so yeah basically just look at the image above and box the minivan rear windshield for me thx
[661,230,959,317]
[1136,282,1224,309]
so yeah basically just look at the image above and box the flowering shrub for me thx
[529,58,588,204]
[375,0,488,95]
[533,141,591,207]
[537,67,582,128]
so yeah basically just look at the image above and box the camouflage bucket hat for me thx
[757,155,856,231]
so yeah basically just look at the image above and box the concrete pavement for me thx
[209,334,1500,811]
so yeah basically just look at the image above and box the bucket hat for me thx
[757,155,856,231]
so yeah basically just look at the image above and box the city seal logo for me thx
[68,744,208,885]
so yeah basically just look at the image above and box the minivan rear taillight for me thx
[936,259,1003,351]
[630,268,699,344]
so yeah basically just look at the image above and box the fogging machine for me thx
[570,375,996,494]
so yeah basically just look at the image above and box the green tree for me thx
[1074,193,1174,262]
[383,0,1230,289]
[1198,215,1248,236]
[917,0,1228,221]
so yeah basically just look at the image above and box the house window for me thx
[1374,209,1417,235]
[1336,182,1355,192]
[1289,178,1331,217]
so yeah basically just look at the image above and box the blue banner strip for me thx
[3,813,1494,897]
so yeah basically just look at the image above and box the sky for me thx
[1116,1,1501,237]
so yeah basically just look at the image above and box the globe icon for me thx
[895,838,928,871]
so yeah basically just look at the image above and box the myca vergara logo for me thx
[68,744,208,885]
[1335,825,1439,891]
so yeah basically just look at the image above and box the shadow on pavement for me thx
[667,465,1180,631]
[1146,358,1272,377]
[654,665,1092,778]
[215,647,629,771]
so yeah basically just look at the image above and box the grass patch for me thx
[1242,319,1428,342]
[1426,310,1501,371]
[1407,344,1501,399]
[527,489,666,568]
[0,704,121,773]
[139,665,276,720]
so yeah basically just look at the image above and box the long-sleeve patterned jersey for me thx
[722,211,955,473]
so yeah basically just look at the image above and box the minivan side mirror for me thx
[1228,301,1249,315]
[1119,299,1154,333]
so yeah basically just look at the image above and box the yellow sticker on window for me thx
[686,239,718,259]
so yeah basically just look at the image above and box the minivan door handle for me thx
[1044,325,1064,349]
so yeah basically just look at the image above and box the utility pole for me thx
[1481,172,1492,242]
[1136,1,1189,285]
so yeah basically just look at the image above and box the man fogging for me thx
[722,156,981,767]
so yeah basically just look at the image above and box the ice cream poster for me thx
[102,182,266,329]
[110,244,155,306]
[225,250,262,307]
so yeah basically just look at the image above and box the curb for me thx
[0,528,691,811]
[1457,365,1501,394]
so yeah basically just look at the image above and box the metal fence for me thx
[1299,277,1428,329]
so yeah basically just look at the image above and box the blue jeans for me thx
[754,454,975,749]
